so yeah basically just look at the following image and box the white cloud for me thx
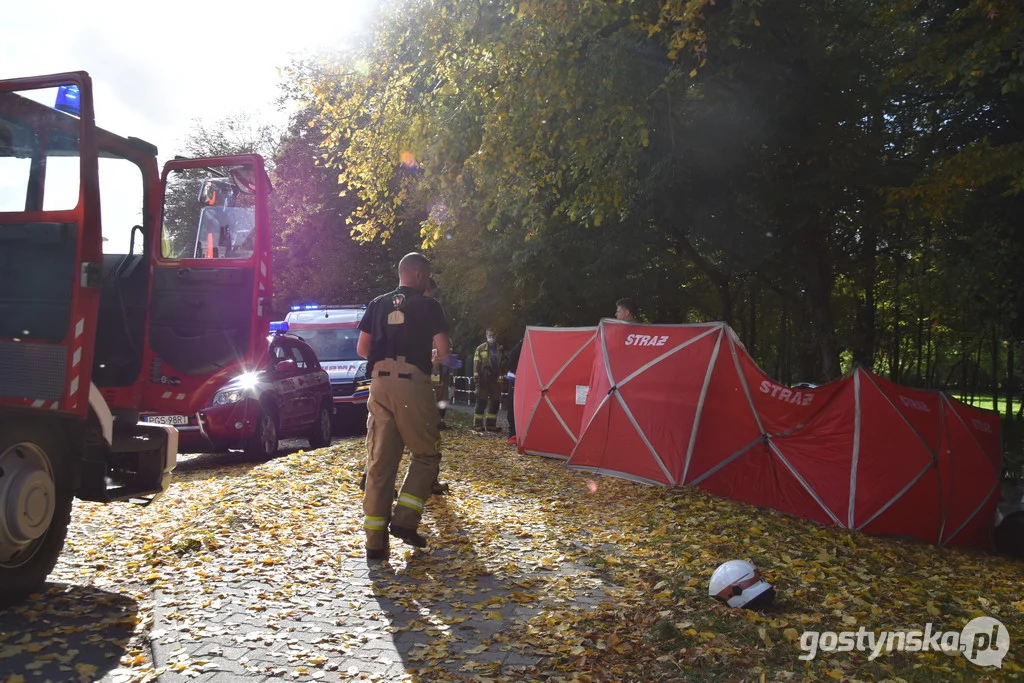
[2,0,375,163]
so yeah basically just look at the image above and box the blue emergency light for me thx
[269,321,289,333]
[55,85,81,117]
[289,303,368,311]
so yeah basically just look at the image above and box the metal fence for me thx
[450,375,511,406]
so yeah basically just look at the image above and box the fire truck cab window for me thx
[161,164,257,259]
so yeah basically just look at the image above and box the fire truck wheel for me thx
[307,403,332,449]
[244,405,279,461]
[0,421,73,608]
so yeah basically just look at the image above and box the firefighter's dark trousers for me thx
[363,358,441,551]
[506,382,516,437]
[474,382,501,429]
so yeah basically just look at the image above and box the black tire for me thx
[995,511,1024,559]
[307,403,333,449]
[244,405,279,460]
[0,419,74,608]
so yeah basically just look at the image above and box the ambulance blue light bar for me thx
[289,304,367,311]
[269,321,289,333]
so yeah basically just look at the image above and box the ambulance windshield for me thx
[296,328,361,362]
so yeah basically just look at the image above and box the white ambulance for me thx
[284,304,369,428]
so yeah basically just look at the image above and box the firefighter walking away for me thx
[356,252,461,561]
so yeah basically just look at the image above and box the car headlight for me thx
[212,388,248,406]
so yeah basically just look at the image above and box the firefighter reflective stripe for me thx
[364,515,388,531]
[486,413,497,420]
[396,492,425,513]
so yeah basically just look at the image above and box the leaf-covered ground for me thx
[3,418,1023,683]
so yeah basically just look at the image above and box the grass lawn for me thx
[951,393,1019,416]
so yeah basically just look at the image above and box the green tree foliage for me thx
[162,114,283,259]
[296,0,1024,428]
[268,96,420,312]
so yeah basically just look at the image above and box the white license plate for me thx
[145,415,189,426]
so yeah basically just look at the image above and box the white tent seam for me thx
[769,441,844,526]
[848,370,862,528]
[855,461,936,533]
[682,329,724,484]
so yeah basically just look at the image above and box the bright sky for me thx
[2,0,377,164]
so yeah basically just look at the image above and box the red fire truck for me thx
[0,71,273,605]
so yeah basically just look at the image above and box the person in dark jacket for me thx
[505,336,523,446]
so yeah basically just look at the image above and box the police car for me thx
[284,304,370,429]
[195,325,333,458]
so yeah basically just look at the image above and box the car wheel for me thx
[0,420,73,608]
[308,404,332,449]
[244,406,278,460]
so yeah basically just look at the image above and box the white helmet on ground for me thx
[709,560,775,609]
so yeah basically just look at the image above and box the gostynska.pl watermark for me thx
[799,616,1009,668]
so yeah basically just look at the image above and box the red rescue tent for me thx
[522,320,1000,549]
[514,326,597,459]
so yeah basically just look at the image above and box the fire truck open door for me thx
[146,156,272,404]
[0,72,101,418]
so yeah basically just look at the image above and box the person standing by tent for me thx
[615,298,639,322]
[425,277,451,495]
[426,278,453,431]
[473,327,507,432]
[505,335,524,446]
[356,252,460,560]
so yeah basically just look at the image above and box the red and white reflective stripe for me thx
[159,392,187,400]
[258,259,268,291]
[27,399,60,410]
[715,570,762,601]
[66,317,86,409]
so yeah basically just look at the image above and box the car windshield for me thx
[295,328,361,361]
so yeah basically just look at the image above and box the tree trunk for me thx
[925,317,936,389]
[671,230,733,327]
[748,283,758,356]
[960,327,969,396]
[717,280,733,328]
[852,224,877,370]
[992,327,1000,414]
[970,341,984,404]
[778,300,789,382]
[890,301,901,384]
[1007,340,1015,421]
[914,313,925,387]
[805,252,839,381]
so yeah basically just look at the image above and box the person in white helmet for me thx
[708,560,775,609]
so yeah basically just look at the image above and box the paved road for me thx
[0,409,611,683]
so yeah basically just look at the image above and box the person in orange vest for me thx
[473,328,507,431]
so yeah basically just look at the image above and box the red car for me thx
[196,326,333,458]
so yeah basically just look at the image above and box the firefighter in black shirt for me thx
[356,253,460,560]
